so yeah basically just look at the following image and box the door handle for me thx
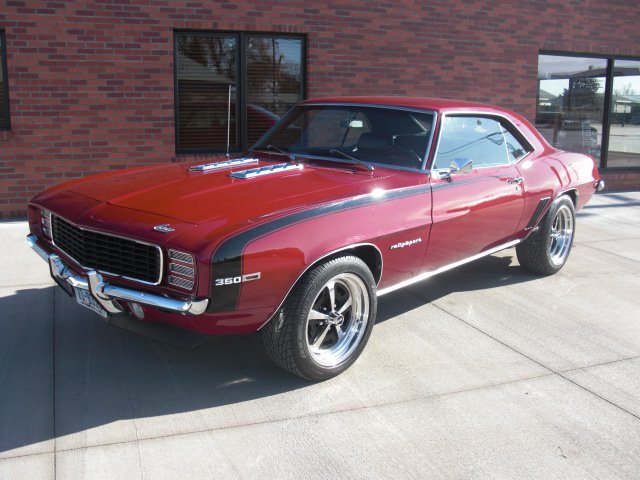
[507,177,524,185]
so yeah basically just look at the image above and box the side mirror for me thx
[450,157,473,174]
[437,157,473,181]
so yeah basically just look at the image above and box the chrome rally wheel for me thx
[306,273,370,368]
[262,255,376,381]
[516,195,576,275]
[549,203,574,266]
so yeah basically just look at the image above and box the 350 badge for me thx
[214,272,261,286]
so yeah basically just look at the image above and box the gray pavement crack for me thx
[425,297,640,423]
[577,242,640,264]
[42,370,557,457]
[53,286,57,480]
[576,236,640,245]
[558,354,640,374]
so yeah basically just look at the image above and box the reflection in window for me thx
[536,54,606,161]
[503,129,530,162]
[246,36,303,146]
[174,32,305,153]
[175,33,237,152]
[434,116,509,169]
[608,59,640,168]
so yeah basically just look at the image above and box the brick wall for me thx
[1,0,640,218]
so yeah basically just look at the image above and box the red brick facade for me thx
[1,1,639,218]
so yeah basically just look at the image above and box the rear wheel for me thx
[262,255,376,380]
[516,195,575,275]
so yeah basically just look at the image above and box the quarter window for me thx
[502,128,530,162]
[0,30,10,130]
[174,31,305,154]
[434,116,509,169]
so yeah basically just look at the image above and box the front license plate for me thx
[74,287,108,319]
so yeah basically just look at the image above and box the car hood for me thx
[57,156,390,226]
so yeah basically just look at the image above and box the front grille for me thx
[51,215,162,284]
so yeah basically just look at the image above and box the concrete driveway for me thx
[1,192,639,479]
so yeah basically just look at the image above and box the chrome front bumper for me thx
[26,234,209,316]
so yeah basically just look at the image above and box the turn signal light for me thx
[40,209,52,239]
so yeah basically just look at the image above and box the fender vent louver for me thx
[525,197,551,230]
[230,162,302,179]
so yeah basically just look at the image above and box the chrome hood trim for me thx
[189,157,258,172]
[230,162,303,179]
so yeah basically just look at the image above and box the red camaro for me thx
[27,97,603,380]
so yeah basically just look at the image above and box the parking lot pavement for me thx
[1,192,639,479]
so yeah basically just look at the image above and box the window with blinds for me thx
[174,31,305,153]
[0,30,10,130]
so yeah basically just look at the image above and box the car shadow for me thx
[376,254,537,323]
[0,253,537,454]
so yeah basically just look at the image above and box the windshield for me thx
[252,105,435,170]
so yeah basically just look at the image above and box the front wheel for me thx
[516,195,576,275]
[261,255,377,380]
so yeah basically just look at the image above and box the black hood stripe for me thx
[207,184,431,312]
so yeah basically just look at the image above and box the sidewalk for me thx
[1,192,639,479]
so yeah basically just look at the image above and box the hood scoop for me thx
[230,162,303,179]
[189,157,258,172]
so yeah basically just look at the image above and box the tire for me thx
[516,195,576,275]
[261,255,377,381]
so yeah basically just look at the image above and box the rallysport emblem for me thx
[390,238,422,250]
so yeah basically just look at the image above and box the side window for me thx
[434,116,509,169]
[502,127,531,162]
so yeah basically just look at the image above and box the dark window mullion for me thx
[239,33,248,152]
[600,58,614,169]
[0,29,10,130]
[174,30,305,154]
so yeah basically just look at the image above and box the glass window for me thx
[537,54,606,162]
[608,59,640,168]
[434,116,509,170]
[503,128,531,162]
[175,33,237,152]
[174,31,305,154]
[246,36,303,146]
[253,105,434,170]
[0,30,9,130]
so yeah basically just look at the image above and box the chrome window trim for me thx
[377,239,521,296]
[48,210,164,286]
[430,111,537,174]
[254,103,438,173]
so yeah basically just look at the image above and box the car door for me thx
[423,114,525,271]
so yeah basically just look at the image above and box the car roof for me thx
[302,96,513,115]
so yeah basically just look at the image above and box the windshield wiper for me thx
[265,144,288,155]
[252,144,298,163]
[329,149,374,172]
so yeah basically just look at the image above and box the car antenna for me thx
[226,83,232,158]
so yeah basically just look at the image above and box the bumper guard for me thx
[26,234,209,316]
